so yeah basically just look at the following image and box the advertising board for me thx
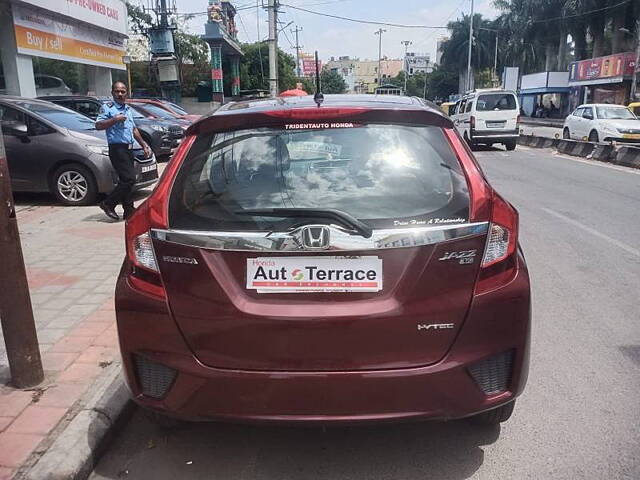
[568,52,635,84]
[13,3,126,70]
[17,0,127,36]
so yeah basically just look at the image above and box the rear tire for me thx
[588,130,599,143]
[463,131,474,149]
[505,140,517,151]
[470,401,515,425]
[51,164,98,206]
[563,127,570,139]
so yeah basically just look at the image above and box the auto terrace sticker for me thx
[247,257,382,293]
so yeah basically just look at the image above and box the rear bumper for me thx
[115,253,531,424]
[471,129,519,143]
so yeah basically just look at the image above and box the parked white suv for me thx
[562,104,640,143]
[451,89,520,150]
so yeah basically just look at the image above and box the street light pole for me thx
[494,31,499,86]
[401,40,412,94]
[375,28,386,89]
[466,0,474,92]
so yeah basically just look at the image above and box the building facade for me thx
[0,0,128,97]
[404,52,431,76]
[326,57,403,94]
[202,0,243,103]
[567,52,636,110]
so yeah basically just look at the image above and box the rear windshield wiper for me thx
[236,208,373,238]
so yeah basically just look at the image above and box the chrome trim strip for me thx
[150,222,489,252]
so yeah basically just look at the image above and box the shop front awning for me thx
[568,76,629,87]
[520,87,571,95]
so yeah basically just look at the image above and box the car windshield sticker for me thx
[284,122,357,130]
[288,141,343,157]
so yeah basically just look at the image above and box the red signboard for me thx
[569,52,635,82]
[301,58,321,77]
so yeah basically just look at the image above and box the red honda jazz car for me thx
[116,94,531,426]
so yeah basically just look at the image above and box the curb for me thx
[21,365,134,480]
[518,135,640,170]
[612,146,640,168]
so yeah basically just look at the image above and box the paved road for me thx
[90,147,640,480]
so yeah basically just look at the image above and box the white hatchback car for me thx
[562,104,640,143]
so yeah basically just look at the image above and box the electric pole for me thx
[0,127,44,388]
[466,0,474,92]
[292,26,303,78]
[268,0,279,96]
[401,40,412,94]
[375,28,386,89]
[630,19,640,102]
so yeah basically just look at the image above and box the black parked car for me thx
[38,95,184,159]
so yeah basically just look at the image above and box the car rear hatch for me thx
[474,92,518,131]
[147,108,491,371]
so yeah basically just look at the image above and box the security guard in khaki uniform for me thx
[95,81,151,220]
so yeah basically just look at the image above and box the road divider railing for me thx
[517,134,640,169]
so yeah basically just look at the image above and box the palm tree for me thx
[440,13,496,91]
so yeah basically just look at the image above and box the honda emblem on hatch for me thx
[301,226,330,250]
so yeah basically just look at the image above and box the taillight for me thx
[516,115,521,125]
[482,193,518,267]
[470,115,476,129]
[476,191,519,294]
[123,134,196,299]
[125,203,165,299]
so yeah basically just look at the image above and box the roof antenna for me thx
[313,50,324,107]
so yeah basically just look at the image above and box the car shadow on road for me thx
[91,409,500,480]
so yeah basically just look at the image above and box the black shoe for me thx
[123,206,136,221]
[99,201,119,220]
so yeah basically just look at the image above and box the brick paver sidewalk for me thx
[0,199,130,479]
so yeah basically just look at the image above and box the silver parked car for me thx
[0,96,158,205]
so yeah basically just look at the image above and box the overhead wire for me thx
[279,3,449,29]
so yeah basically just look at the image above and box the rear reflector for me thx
[133,355,177,399]
[468,351,513,395]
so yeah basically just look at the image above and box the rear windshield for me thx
[169,124,470,231]
[476,93,517,111]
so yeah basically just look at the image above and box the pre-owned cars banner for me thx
[13,3,126,70]
[16,0,127,35]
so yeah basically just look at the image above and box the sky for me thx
[139,0,500,63]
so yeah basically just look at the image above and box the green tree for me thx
[234,42,298,94]
[320,69,347,94]
[440,13,496,91]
